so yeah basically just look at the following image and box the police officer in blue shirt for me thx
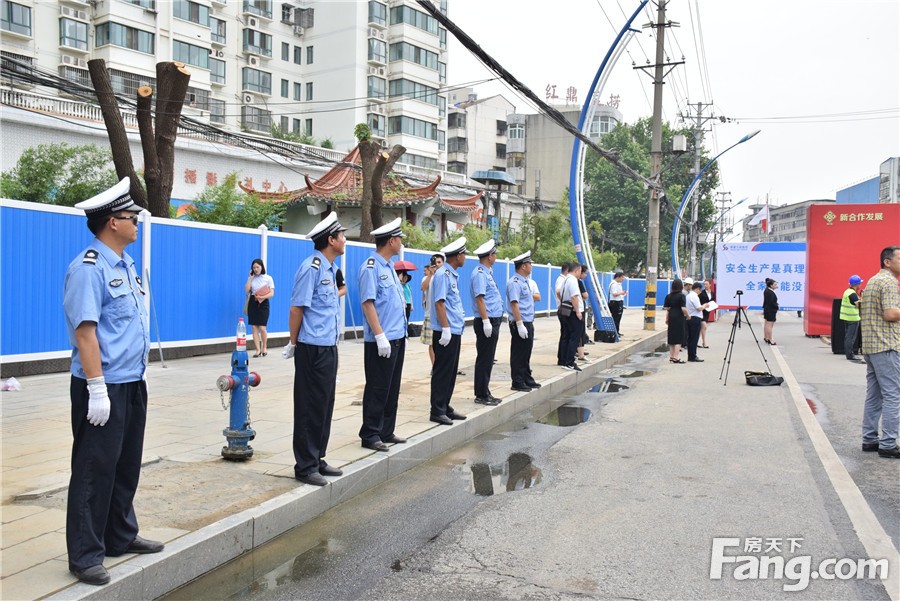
[283,212,346,486]
[429,237,468,425]
[62,177,163,586]
[507,252,541,392]
[358,218,409,452]
[471,239,504,405]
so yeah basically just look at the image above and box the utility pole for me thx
[711,190,731,276]
[679,101,717,277]
[635,0,681,330]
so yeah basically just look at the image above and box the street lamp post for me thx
[671,130,760,278]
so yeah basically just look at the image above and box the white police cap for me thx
[474,239,496,257]
[371,217,404,240]
[307,212,347,241]
[512,251,533,265]
[75,177,139,218]
[440,236,467,257]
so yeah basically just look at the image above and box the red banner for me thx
[805,204,900,335]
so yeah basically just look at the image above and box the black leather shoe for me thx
[862,442,879,452]
[384,435,407,444]
[70,565,110,586]
[475,396,500,405]
[447,410,467,420]
[125,536,164,554]
[296,472,328,486]
[487,394,503,404]
[363,440,390,452]
[430,415,453,426]
[525,381,542,389]
[688,358,704,362]
[319,463,343,476]
[877,446,900,459]
[511,384,531,392]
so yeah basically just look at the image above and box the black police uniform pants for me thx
[67,377,146,571]
[556,313,569,365]
[509,321,535,387]
[293,343,338,478]
[473,317,501,398]
[563,313,583,367]
[430,331,461,418]
[359,338,406,445]
[609,300,624,333]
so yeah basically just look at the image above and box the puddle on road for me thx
[537,404,592,426]
[640,352,667,358]
[467,452,542,496]
[588,378,630,393]
[800,384,830,426]
[596,367,653,379]
[655,344,669,352]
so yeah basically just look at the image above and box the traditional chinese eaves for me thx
[238,146,483,214]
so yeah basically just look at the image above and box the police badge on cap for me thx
[75,177,139,219]
[512,251,533,266]
[306,212,348,241]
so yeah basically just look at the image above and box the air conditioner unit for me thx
[243,93,254,104]
[248,17,257,27]
[247,55,259,66]
[367,66,377,75]
[214,49,225,58]
[368,27,378,37]
[292,25,304,36]
[61,54,74,65]
[377,67,385,76]
[75,57,88,68]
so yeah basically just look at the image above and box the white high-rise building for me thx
[0,0,448,166]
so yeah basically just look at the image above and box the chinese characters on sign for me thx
[723,262,806,292]
[546,84,579,105]
[716,243,807,310]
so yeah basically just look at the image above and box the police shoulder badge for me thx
[83,250,98,265]
[310,256,321,269]
[366,257,376,268]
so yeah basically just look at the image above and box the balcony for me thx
[242,0,272,20]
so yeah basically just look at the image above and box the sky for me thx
[443,0,900,222]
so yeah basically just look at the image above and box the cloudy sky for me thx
[444,0,899,220]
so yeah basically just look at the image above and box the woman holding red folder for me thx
[245,258,275,357]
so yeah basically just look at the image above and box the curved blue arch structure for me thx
[567,0,648,341]
[670,130,760,277]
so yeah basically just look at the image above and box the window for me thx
[389,79,438,106]
[401,153,438,170]
[388,115,438,140]
[368,38,386,63]
[281,41,289,61]
[242,67,272,94]
[306,45,313,64]
[60,18,88,51]
[438,95,446,117]
[438,61,446,84]
[496,143,506,159]
[439,27,446,49]
[305,118,312,136]
[242,105,272,132]
[95,22,155,54]
[389,5,437,35]
[242,0,272,19]
[496,120,507,136]
[292,118,301,134]
[367,76,386,100]
[447,161,467,174]
[448,137,467,153]
[210,18,226,44]
[281,3,292,22]
[173,40,209,69]
[293,82,301,101]
[368,0,386,26]
[368,113,386,137]
[59,65,89,87]
[108,68,154,96]
[389,42,438,70]
[280,78,289,98]
[448,112,466,129]
[126,0,155,8]
[1,0,30,36]
[438,130,445,151]
[242,28,272,56]
[210,58,225,84]
[280,115,288,131]
[293,45,302,64]
[187,87,210,110]
[508,123,524,139]
[305,81,313,100]
[589,115,613,136]
[173,0,209,26]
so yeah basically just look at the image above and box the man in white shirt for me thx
[555,263,571,366]
[560,264,584,371]
[608,272,626,336]
[685,281,709,362]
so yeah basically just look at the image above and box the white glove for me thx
[282,342,296,359]
[482,319,493,338]
[375,332,391,358]
[439,328,452,346]
[86,376,110,427]
[516,321,528,339]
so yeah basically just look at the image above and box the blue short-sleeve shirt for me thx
[506,273,535,322]
[358,252,407,342]
[63,239,150,383]
[290,250,340,346]
[470,265,504,318]
[430,263,465,334]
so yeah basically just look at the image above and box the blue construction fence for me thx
[0,199,672,360]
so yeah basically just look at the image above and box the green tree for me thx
[186,172,286,229]
[0,143,118,206]
[582,118,717,273]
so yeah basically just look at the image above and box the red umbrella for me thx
[393,260,418,272]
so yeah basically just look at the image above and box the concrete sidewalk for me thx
[1,311,662,600]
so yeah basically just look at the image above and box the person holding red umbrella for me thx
[393,259,418,322]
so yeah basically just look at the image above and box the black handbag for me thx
[745,371,784,386]
[559,301,574,318]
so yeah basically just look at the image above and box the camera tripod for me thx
[720,290,774,385]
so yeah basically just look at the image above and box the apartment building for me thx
[0,0,449,166]
[742,199,835,243]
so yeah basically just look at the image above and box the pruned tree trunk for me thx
[88,59,148,210]
[87,59,190,217]
[358,140,380,242]
[370,144,406,231]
